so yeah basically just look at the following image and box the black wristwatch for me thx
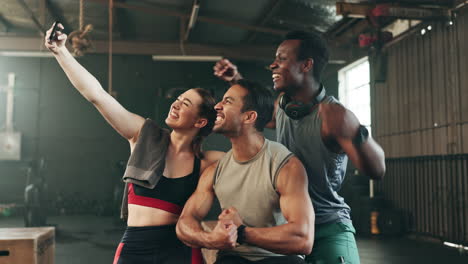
[237,225,247,244]
[352,125,369,146]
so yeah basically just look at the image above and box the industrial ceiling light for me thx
[152,55,223,62]
[329,60,347,65]
[0,51,54,58]
[444,241,468,251]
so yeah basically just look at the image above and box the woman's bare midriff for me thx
[127,204,179,226]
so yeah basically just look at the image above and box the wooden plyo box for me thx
[0,227,55,264]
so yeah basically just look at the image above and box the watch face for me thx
[361,125,369,138]
[354,125,369,146]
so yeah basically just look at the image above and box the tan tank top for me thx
[213,139,295,261]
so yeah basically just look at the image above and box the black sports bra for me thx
[128,157,200,215]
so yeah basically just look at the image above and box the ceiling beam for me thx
[332,19,370,47]
[45,0,71,32]
[197,15,286,36]
[0,36,351,63]
[396,0,453,7]
[336,2,371,18]
[325,18,359,39]
[336,2,449,20]
[454,0,468,10]
[0,14,13,32]
[88,0,287,36]
[244,0,284,43]
[0,36,274,61]
[15,0,46,35]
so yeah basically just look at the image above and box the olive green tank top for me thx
[213,139,295,261]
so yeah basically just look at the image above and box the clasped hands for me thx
[209,206,244,250]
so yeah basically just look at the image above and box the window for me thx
[338,57,371,133]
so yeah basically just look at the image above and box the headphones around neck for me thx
[278,85,327,120]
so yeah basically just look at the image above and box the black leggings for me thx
[215,255,305,264]
[113,225,203,264]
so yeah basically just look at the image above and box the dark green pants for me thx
[306,222,360,264]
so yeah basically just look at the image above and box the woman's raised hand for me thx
[44,22,67,54]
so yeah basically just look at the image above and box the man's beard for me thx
[213,125,239,137]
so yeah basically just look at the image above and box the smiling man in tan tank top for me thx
[176,79,314,264]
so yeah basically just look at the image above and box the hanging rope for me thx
[79,0,84,30]
[108,0,114,96]
[68,0,93,57]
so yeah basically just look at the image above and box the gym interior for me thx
[0,0,468,263]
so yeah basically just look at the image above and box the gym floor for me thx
[1,215,467,264]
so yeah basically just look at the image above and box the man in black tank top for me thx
[213,31,386,264]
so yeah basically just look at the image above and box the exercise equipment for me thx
[24,158,48,227]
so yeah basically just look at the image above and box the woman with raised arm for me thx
[45,23,223,264]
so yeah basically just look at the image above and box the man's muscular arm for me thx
[320,103,386,180]
[176,163,237,249]
[218,157,314,254]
